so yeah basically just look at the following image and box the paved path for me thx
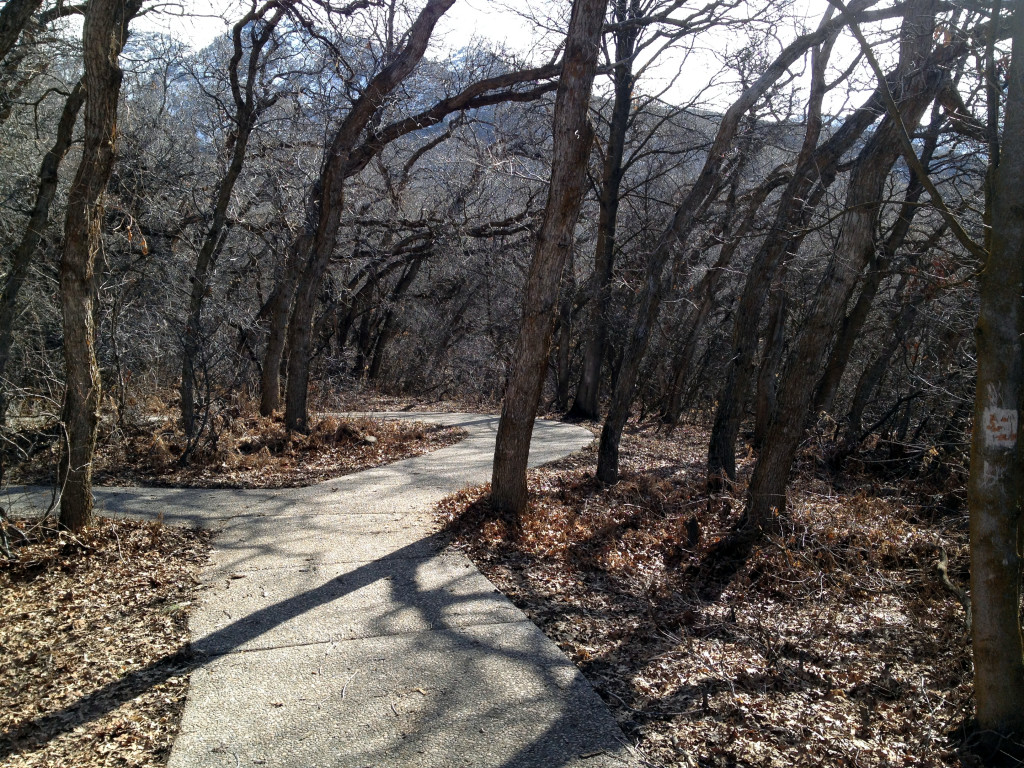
[7,413,637,768]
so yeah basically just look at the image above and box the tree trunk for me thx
[744,0,948,533]
[553,253,574,411]
[367,257,423,380]
[967,0,1024,739]
[707,22,853,484]
[0,0,42,63]
[282,0,456,432]
[490,0,605,516]
[813,110,942,414]
[58,0,140,532]
[259,256,300,416]
[594,4,887,484]
[0,78,84,424]
[182,3,286,438]
[753,287,787,451]
[567,0,638,421]
[661,172,787,427]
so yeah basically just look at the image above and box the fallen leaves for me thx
[435,423,978,768]
[0,517,211,768]
[6,414,465,489]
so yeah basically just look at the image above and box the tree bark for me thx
[967,0,1024,739]
[0,78,84,424]
[58,0,140,532]
[744,0,950,533]
[568,0,638,421]
[258,249,301,416]
[0,0,42,63]
[490,0,605,517]
[753,287,787,451]
[553,252,575,411]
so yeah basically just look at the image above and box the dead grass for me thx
[436,422,989,768]
[0,516,211,768]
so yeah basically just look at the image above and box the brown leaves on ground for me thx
[6,413,465,489]
[0,516,211,768]
[436,423,978,768]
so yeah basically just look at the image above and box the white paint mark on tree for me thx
[982,407,1018,449]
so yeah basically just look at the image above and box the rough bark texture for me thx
[744,0,948,532]
[753,287,787,450]
[0,0,42,63]
[58,0,140,531]
[490,0,605,516]
[568,0,638,421]
[258,250,301,416]
[0,79,84,424]
[967,0,1024,739]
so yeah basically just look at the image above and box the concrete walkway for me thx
[8,413,637,768]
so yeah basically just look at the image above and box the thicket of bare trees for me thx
[1,0,1021,750]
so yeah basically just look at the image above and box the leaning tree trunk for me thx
[967,0,1024,740]
[490,0,605,517]
[706,22,845,484]
[568,0,638,421]
[594,3,886,484]
[744,0,950,534]
[0,0,43,63]
[281,0,457,432]
[0,79,83,425]
[58,0,140,532]
[661,172,787,426]
[813,109,942,414]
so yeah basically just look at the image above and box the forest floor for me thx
[0,516,210,768]
[435,420,990,768]
[0,408,465,768]
[4,409,466,488]
[1,402,1000,767]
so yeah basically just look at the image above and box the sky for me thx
[132,0,877,115]
[136,0,542,56]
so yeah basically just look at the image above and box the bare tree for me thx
[263,17,560,428]
[966,0,1024,745]
[490,0,607,516]
[58,0,142,531]
[743,0,963,534]
[594,0,905,484]
[0,78,83,424]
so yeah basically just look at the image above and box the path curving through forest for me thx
[9,413,636,767]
